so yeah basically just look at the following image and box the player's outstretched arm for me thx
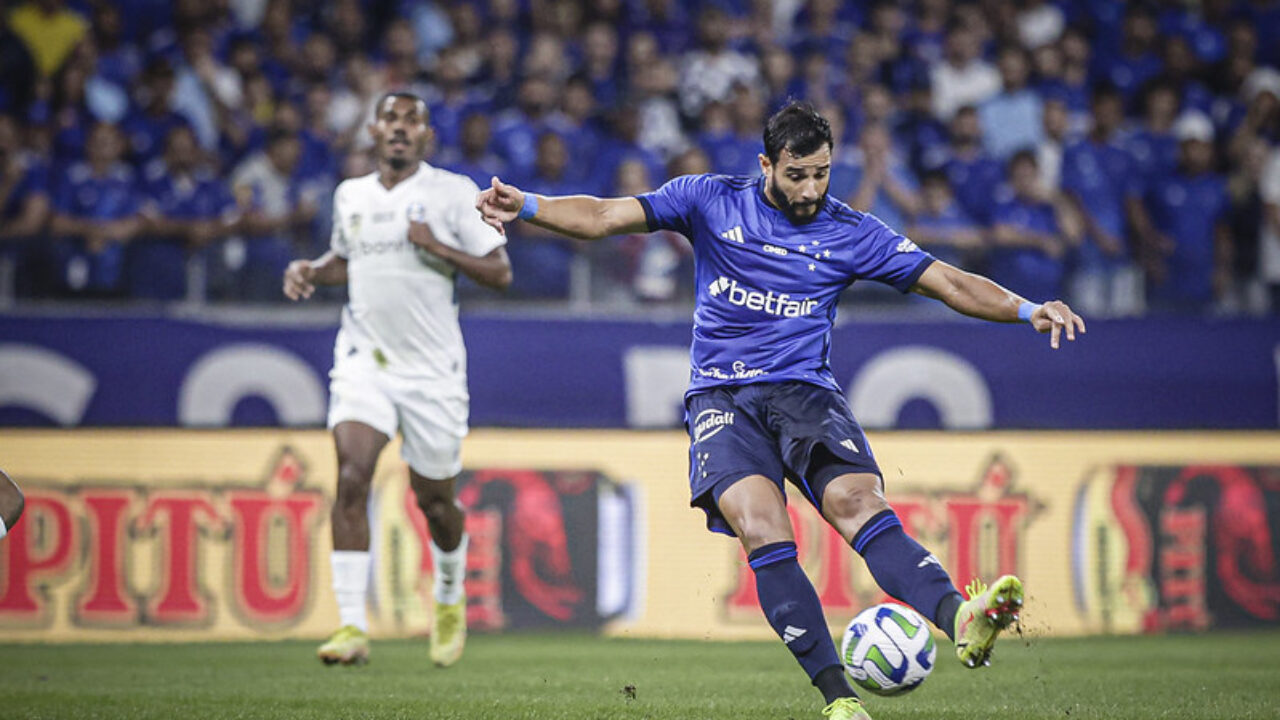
[475,176,649,240]
[283,250,348,301]
[911,261,1086,349]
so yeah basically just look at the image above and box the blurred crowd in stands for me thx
[1,0,1280,314]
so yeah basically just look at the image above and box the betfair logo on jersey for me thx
[719,226,745,243]
[707,276,818,317]
[692,408,735,443]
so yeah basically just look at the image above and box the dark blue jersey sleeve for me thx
[634,173,715,238]
[849,213,936,292]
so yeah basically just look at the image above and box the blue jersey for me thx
[637,174,935,395]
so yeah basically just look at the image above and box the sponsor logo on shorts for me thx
[696,362,768,380]
[706,276,818,317]
[693,408,735,443]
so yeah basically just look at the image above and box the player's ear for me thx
[757,153,771,177]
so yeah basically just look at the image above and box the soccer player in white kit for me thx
[0,469,23,542]
[283,92,512,667]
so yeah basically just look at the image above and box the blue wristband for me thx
[517,194,539,220]
[1017,301,1040,323]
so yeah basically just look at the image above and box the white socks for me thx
[0,516,6,541]
[331,550,370,632]
[430,534,469,606]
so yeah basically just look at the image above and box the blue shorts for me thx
[684,381,882,536]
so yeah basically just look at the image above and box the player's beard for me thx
[767,180,825,224]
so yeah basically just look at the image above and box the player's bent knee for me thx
[335,464,373,508]
[822,483,889,524]
[732,516,794,553]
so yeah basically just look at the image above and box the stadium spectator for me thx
[134,125,238,300]
[1094,4,1163,110]
[905,168,985,270]
[171,27,242,152]
[1016,0,1065,50]
[678,6,760,120]
[7,0,88,79]
[1143,111,1231,314]
[220,128,313,301]
[1060,87,1144,317]
[631,53,686,164]
[593,104,666,200]
[1125,82,1181,193]
[436,111,505,190]
[492,74,563,177]
[283,93,510,669]
[425,45,490,156]
[988,149,1077,303]
[579,21,622,107]
[122,59,191,167]
[0,113,49,298]
[892,80,948,176]
[48,121,141,297]
[507,131,580,298]
[0,8,36,116]
[1225,135,1272,314]
[979,44,1043,160]
[925,105,1004,224]
[1034,96,1072,194]
[1261,140,1280,311]
[929,20,1000,121]
[846,122,921,233]
[760,45,801,112]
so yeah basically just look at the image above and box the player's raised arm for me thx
[475,176,650,240]
[911,260,1086,349]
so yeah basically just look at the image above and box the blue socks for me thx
[853,510,963,639]
[749,542,851,697]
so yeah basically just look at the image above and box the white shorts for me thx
[327,343,469,479]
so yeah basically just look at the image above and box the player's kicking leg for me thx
[0,469,25,541]
[318,422,388,666]
[410,472,468,668]
[820,473,1022,669]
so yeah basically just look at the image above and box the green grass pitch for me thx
[3,631,1278,719]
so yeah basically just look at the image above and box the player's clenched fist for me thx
[283,259,316,300]
[475,176,525,234]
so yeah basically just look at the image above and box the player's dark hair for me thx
[762,101,832,163]
[375,91,429,119]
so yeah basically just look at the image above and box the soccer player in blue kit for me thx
[477,102,1085,720]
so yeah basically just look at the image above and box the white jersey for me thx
[330,162,504,383]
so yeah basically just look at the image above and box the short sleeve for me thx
[330,185,349,257]
[449,176,505,257]
[848,213,936,293]
[634,173,714,237]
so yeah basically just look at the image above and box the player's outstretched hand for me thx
[475,176,525,235]
[1030,300,1086,349]
[283,259,316,301]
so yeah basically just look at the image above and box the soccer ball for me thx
[840,603,936,696]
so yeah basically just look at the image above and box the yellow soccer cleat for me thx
[317,625,370,666]
[822,697,872,720]
[954,575,1023,668]
[430,599,467,668]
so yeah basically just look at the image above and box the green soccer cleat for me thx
[317,625,370,666]
[430,598,467,667]
[821,697,872,720]
[954,575,1023,668]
